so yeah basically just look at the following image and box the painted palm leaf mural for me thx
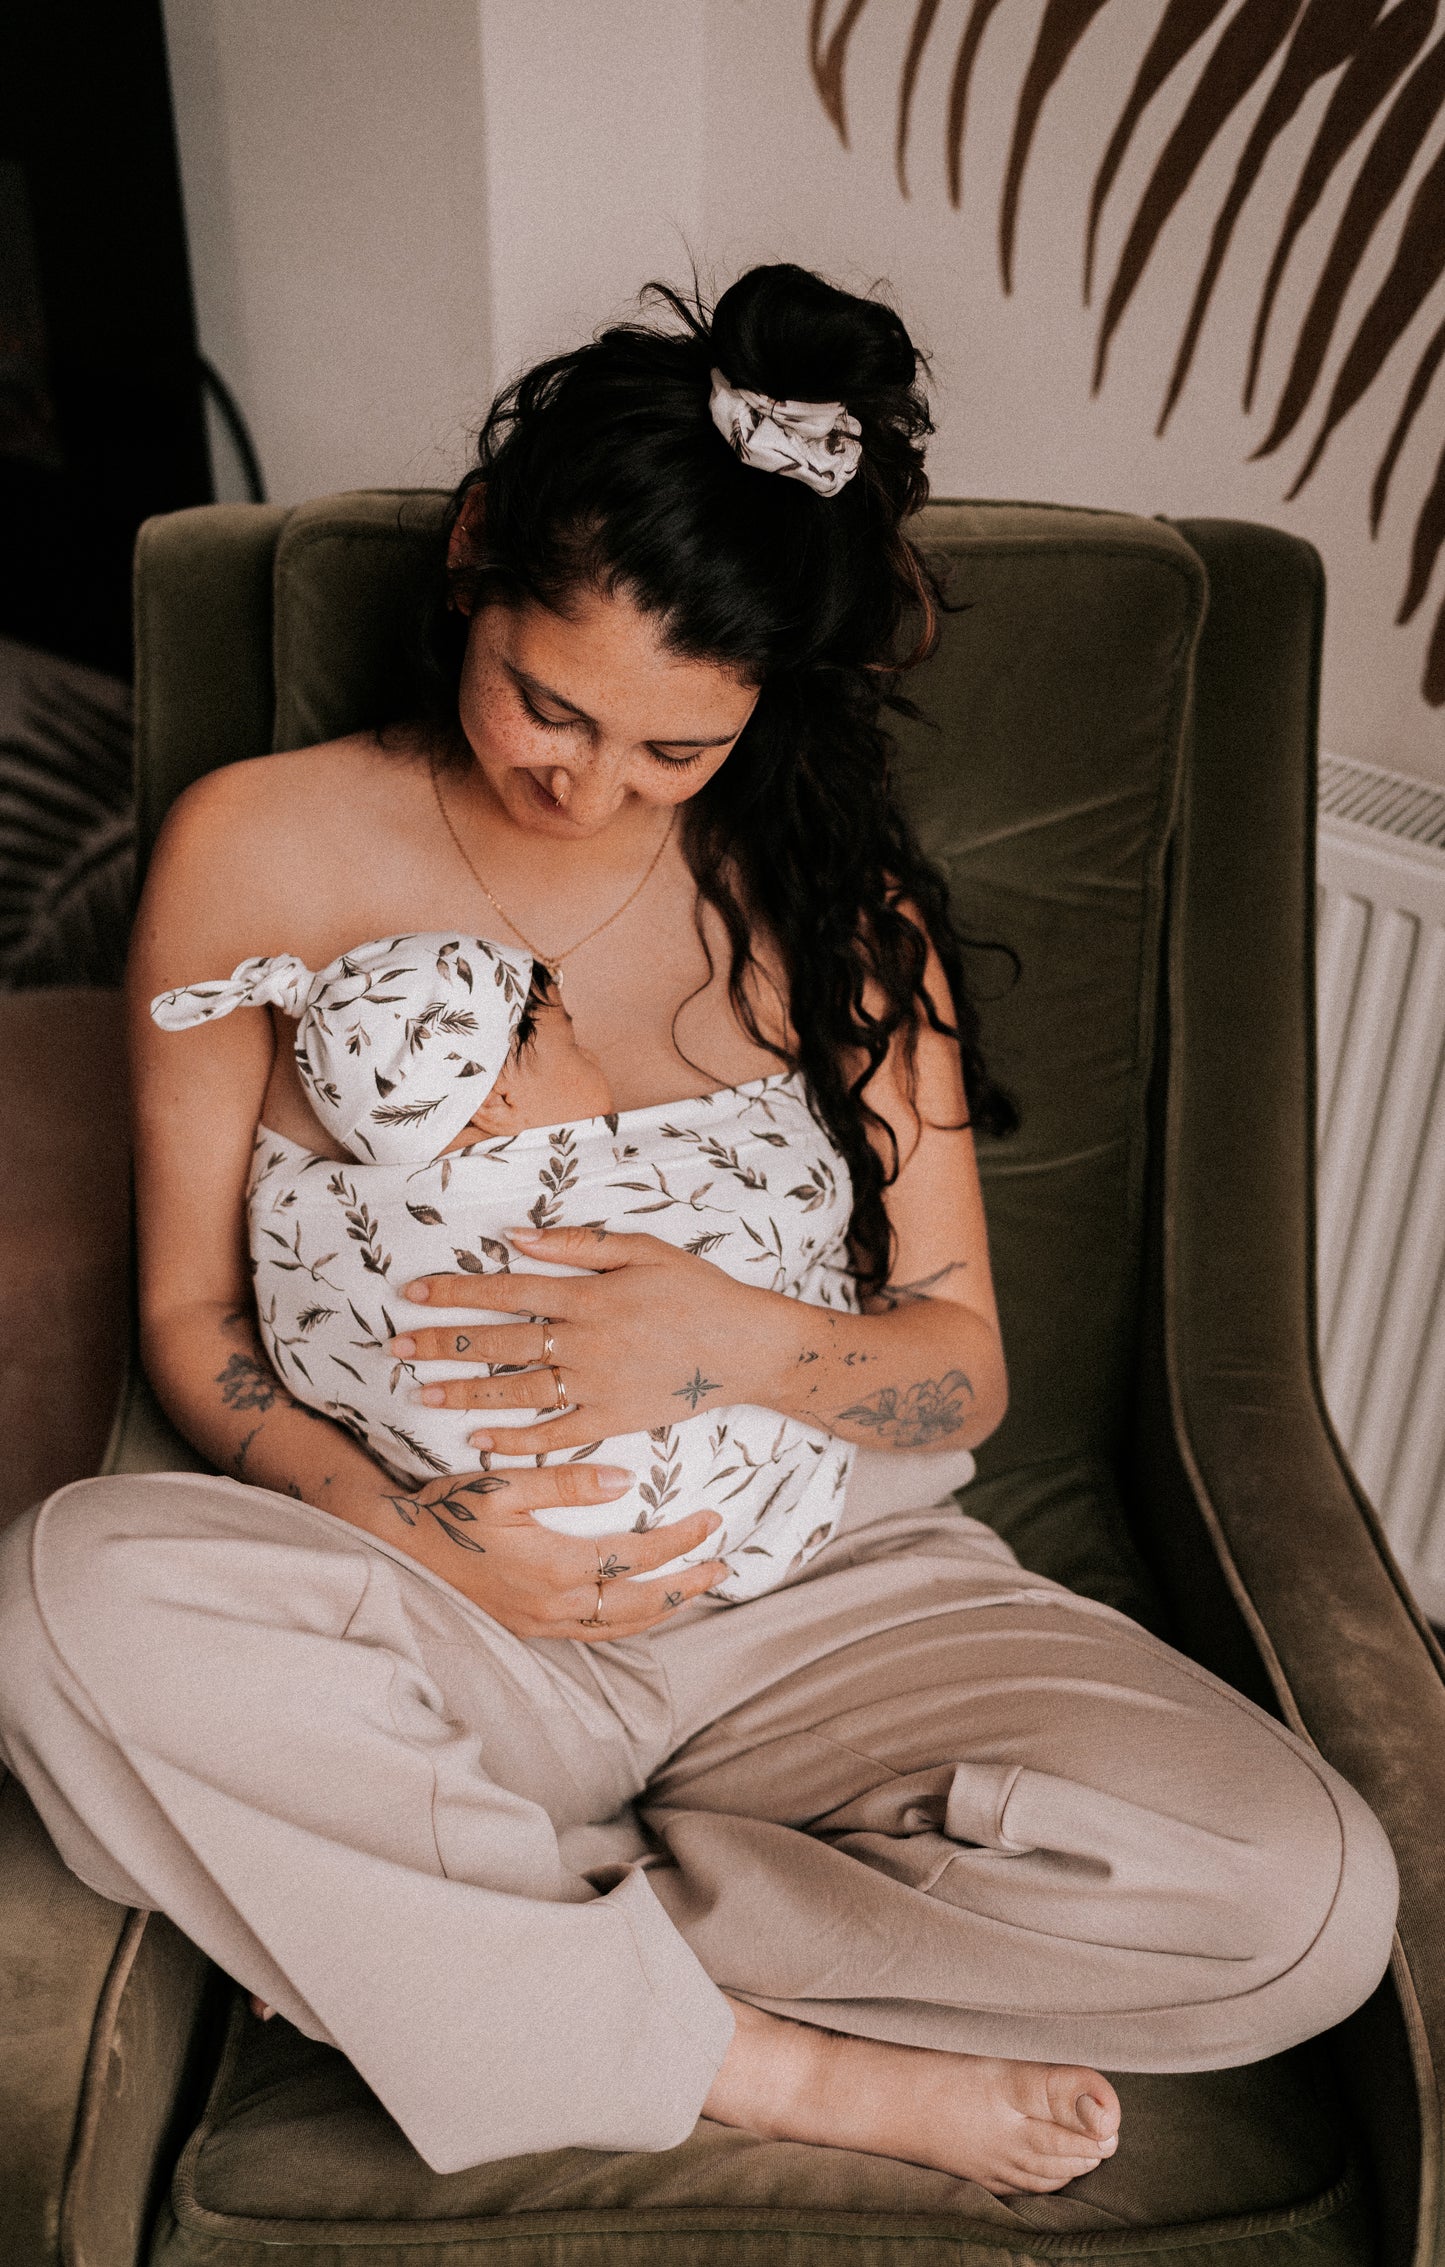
[810,0,1445,706]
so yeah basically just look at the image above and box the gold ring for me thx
[549,1364,568,1412]
[541,1325,556,1362]
[581,1583,606,1628]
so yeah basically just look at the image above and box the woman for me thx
[0,265,1396,2195]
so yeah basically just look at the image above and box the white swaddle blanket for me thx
[245,1075,858,1597]
[156,932,973,1603]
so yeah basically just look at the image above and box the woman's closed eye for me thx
[648,746,706,772]
[519,690,579,736]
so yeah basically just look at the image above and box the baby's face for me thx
[441,991,614,1150]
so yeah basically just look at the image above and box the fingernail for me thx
[414,1386,445,1407]
[469,1431,494,1450]
[706,1513,723,1533]
[509,1227,541,1244]
[389,1336,417,1357]
[598,1466,632,1493]
[402,1280,430,1302]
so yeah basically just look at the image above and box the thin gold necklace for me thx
[429,759,675,986]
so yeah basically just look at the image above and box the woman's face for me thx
[454,585,759,839]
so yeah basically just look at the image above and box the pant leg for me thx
[643,1502,1398,2073]
[0,1474,733,2172]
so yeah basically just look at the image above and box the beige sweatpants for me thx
[0,1470,1397,2176]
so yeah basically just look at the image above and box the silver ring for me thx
[548,1364,568,1413]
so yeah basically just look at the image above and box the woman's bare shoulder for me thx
[156,734,420,891]
[138,734,428,972]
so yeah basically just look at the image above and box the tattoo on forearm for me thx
[796,1349,819,1365]
[875,1262,968,1312]
[672,1368,722,1410]
[216,1351,279,1413]
[230,1424,262,1479]
[383,1472,507,1553]
[836,1370,975,1447]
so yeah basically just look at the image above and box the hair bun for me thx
[709,264,919,410]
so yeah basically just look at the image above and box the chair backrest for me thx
[133,493,1222,1485]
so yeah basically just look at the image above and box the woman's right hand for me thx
[364,1461,727,1641]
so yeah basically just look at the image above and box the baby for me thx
[152,933,861,1600]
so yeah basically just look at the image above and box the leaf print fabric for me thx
[246,1069,858,1601]
[154,932,535,1165]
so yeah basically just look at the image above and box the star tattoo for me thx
[672,1367,723,1411]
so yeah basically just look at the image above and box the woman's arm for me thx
[126,760,725,1639]
[393,927,1008,1457]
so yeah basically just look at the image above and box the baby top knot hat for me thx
[151,932,535,1164]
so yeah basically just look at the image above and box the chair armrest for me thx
[1153,520,1445,2267]
[0,989,132,1531]
[0,1774,220,2267]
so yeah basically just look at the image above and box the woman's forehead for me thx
[487,590,757,737]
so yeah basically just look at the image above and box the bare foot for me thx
[703,1999,1121,2195]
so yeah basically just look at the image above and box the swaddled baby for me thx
[152,933,858,1600]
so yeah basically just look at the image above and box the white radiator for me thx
[1315,752,1445,1625]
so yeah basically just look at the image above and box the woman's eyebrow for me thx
[509,663,740,747]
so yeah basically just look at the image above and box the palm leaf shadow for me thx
[809,0,1445,705]
[1244,0,1436,413]
[1156,0,1389,438]
[1251,31,1445,460]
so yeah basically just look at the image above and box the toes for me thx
[1043,2065,1121,2142]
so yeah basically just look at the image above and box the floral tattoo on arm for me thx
[836,1369,975,1447]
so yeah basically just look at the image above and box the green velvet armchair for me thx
[3,493,1443,2267]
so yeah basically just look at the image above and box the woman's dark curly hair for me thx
[427,262,1016,1294]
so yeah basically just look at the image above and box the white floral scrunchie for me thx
[708,367,863,497]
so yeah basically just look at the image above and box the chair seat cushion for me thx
[153,1994,1361,2267]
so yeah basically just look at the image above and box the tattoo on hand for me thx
[875,1262,968,1312]
[664,1590,684,1607]
[597,1552,629,1581]
[216,1351,279,1413]
[796,1349,819,1365]
[836,1370,975,1447]
[383,1473,507,1553]
[673,1368,722,1410]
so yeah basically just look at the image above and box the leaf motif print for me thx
[786,1160,836,1212]
[372,1094,444,1128]
[383,1423,450,1473]
[685,1229,727,1256]
[261,1220,341,1288]
[296,1304,335,1332]
[663,1128,769,1192]
[528,1128,579,1230]
[407,1202,445,1226]
[453,1235,512,1273]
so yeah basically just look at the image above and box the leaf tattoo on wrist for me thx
[383,1472,507,1553]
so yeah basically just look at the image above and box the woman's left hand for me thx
[388,1224,776,1454]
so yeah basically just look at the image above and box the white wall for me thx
[163,0,491,505]
[163,0,1445,786]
